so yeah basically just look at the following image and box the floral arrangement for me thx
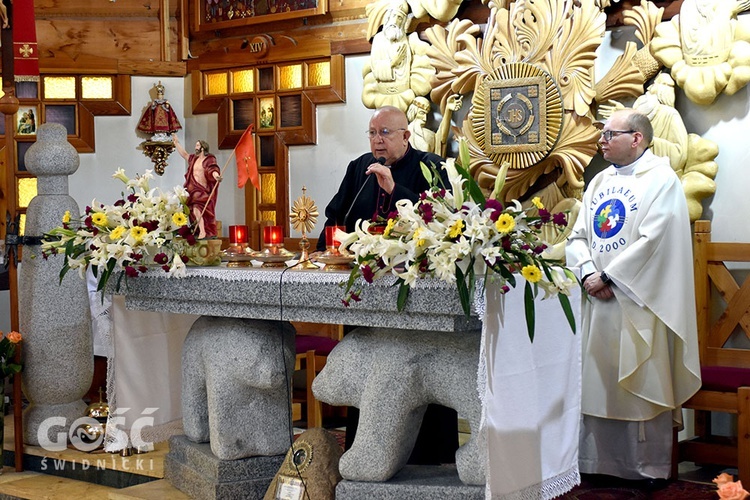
[0,330,22,379]
[340,140,578,341]
[714,473,749,500]
[41,168,197,294]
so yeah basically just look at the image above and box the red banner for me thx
[13,0,39,81]
[236,124,260,191]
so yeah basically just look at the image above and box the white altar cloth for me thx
[482,280,582,499]
[104,296,197,450]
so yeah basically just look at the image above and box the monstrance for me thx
[289,186,321,270]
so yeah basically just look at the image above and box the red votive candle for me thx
[326,225,345,248]
[263,225,283,245]
[229,225,248,245]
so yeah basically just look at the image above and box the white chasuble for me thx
[566,150,701,422]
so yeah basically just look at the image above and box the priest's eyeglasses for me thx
[366,128,407,139]
[600,129,635,141]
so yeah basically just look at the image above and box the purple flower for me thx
[350,291,362,302]
[533,244,546,254]
[154,252,169,265]
[125,266,139,278]
[361,265,375,283]
[553,212,568,226]
[141,220,159,232]
[128,194,139,203]
[485,199,504,222]
[419,203,434,223]
[539,208,551,223]
[114,199,126,207]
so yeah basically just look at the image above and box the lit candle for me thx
[325,225,346,249]
[229,225,248,245]
[263,225,283,245]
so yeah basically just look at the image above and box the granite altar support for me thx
[182,316,296,460]
[20,124,94,446]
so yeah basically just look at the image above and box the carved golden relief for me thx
[425,0,605,205]
[652,0,750,105]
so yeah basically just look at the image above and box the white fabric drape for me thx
[103,296,197,451]
[482,280,582,500]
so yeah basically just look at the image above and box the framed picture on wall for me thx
[195,0,326,32]
[259,97,275,130]
[16,106,38,136]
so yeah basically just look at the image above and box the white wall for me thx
[69,76,243,236]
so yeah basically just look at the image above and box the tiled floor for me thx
[0,415,724,500]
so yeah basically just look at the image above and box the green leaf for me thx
[524,281,536,342]
[396,281,410,311]
[558,293,576,334]
[455,266,472,316]
[454,161,486,206]
[420,161,433,185]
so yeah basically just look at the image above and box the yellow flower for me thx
[495,213,515,234]
[172,212,188,227]
[448,220,464,238]
[91,212,108,227]
[383,218,397,237]
[62,211,71,224]
[521,264,542,283]
[532,196,544,210]
[130,226,148,242]
[413,227,426,247]
[109,226,126,241]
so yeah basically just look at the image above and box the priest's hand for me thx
[366,162,395,194]
[584,272,615,300]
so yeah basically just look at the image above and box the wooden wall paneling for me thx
[80,75,132,116]
[274,138,290,235]
[36,19,166,64]
[66,104,95,153]
[303,54,345,104]
[35,0,164,17]
[191,70,224,114]
[277,93,315,146]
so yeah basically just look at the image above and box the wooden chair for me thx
[677,220,750,485]
[291,322,342,428]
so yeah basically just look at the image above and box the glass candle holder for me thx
[325,225,345,251]
[229,225,248,245]
[263,225,283,246]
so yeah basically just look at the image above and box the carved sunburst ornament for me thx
[424,0,607,205]
[289,186,318,235]
[472,63,563,170]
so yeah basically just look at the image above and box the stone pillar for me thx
[19,123,93,446]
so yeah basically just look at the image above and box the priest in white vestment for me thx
[566,109,701,482]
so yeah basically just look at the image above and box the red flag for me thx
[13,0,40,82]
[235,124,259,191]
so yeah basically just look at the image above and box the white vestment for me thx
[566,149,701,478]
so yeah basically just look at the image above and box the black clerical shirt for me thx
[316,145,447,251]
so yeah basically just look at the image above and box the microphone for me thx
[343,157,386,227]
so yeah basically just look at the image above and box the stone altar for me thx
[121,267,483,499]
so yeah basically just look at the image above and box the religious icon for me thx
[259,97,275,129]
[16,106,38,136]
